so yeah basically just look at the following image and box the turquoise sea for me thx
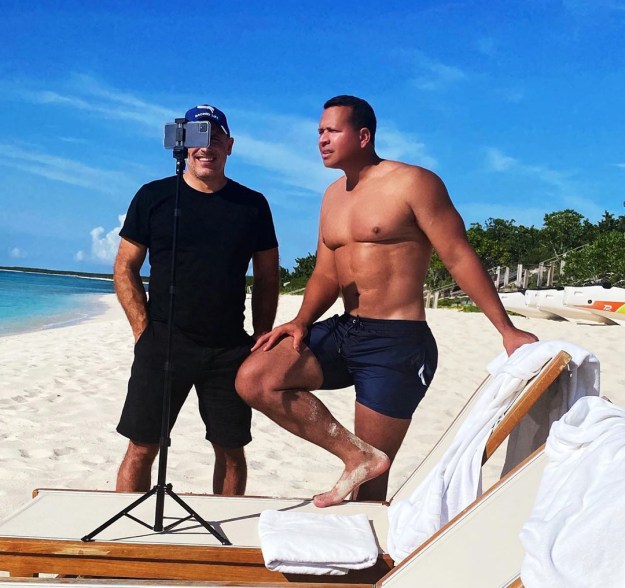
[0,269,115,337]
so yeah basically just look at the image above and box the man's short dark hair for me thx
[323,95,377,146]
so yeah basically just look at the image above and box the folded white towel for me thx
[387,340,598,565]
[258,509,378,576]
[520,396,625,588]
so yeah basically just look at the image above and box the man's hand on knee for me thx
[251,320,309,352]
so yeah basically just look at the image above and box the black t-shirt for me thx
[120,176,278,346]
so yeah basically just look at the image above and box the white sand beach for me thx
[0,294,623,523]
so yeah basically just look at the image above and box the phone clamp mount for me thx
[172,118,189,172]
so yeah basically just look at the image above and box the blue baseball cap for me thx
[185,105,230,136]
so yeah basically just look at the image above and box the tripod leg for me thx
[81,486,158,542]
[165,486,231,545]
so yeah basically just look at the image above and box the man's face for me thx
[318,106,362,169]
[186,126,234,182]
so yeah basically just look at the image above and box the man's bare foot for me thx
[313,447,390,507]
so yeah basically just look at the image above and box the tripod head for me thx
[173,145,187,175]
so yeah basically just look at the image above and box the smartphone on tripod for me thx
[164,121,211,149]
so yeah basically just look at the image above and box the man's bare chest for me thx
[321,193,419,250]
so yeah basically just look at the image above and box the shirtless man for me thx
[235,95,537,507]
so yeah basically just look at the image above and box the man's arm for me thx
[411,169,537,355]
[292,233,341,327]
[253,229,340,352]
[113,237,148,342]
[251,247,280,339]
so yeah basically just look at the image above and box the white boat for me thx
[522,290,569,320]
[499,291,560,319]
[563,285,625,323]
[532,288,616,324]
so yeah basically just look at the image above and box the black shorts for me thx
[117,321,253,448]
[304,314,438,419]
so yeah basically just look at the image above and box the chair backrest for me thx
[389,350,571,503]
[378,448,547,588]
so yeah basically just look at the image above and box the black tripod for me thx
[82,120,231,545]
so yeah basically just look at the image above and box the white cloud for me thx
[9,247,27,259]
[59,136,90,145]
[614,163,625,169]
[485,148,574,191]
[16,76,437,200]
[480,148,613,220]
[0,143,136,194]
[377,127,438,169]
[76,214,125,264]
[485,148,517,172]
[411,53,468,91]
[235,132,335,195]
[30,74,173,131]
[18,80,331,197]
[232,110,437,194]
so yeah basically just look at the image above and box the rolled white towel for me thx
[258,509,379,576]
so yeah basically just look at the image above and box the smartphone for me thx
[164,121,211,149]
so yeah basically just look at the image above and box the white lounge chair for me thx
[0,447,548,588]
[0,347,576,583]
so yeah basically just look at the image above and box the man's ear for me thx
[227,137,234,155]
[359,128,371,148]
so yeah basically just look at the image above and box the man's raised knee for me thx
[235,352,269,404]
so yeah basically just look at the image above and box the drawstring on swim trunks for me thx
[337,315,361,354]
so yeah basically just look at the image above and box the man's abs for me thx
[334,241,430,320]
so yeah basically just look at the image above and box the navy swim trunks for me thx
[304,313,438,419]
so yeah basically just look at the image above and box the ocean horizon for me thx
[0,269,115,337]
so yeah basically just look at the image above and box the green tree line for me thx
[277,208,625,293]
[279,253,317,292]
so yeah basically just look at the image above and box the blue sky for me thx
[1,0,624,274]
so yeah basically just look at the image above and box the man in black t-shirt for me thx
[114,104,279,496]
